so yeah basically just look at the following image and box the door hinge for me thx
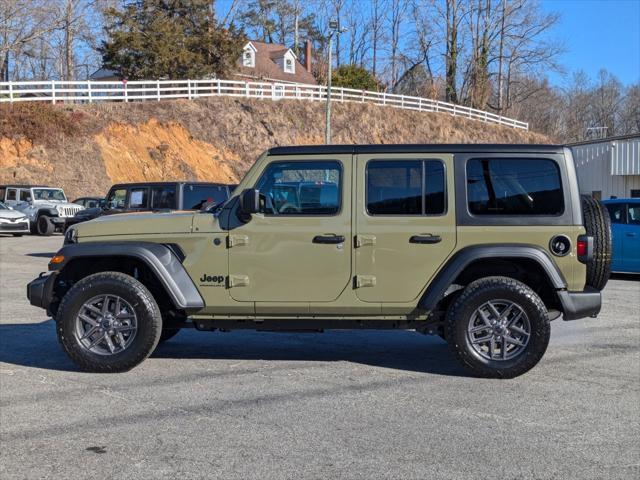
[354,234,376,248]
[354,275,376,288]
[227,235,249,248]
[228,275,250,287]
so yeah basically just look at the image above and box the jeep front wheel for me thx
[445,276,550,378]
[36,215,54,236]
[56,272,162,372]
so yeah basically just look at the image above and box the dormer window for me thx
[242,43,256,68]
[243,50,254,67]
[284,56,295,74]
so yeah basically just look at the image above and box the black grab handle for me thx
[410,234,442,244]
[313,235,345,244]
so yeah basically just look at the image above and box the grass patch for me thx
[0,103,83,145]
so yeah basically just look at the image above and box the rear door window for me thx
[128,188,149,209]
[150,185,177,209]
[466,158,563,215]
[366,160,446,215]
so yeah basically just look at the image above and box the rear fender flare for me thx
[419,244,567,312]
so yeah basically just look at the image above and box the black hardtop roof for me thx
[268,144,565,156]
[108,181,230,189]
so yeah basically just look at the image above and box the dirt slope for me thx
[0,98,548,199]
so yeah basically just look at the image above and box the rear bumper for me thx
[27,272,56,312]
[558,287,601,321]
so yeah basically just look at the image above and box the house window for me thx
[284,57,295,74]
[243,49,255,68]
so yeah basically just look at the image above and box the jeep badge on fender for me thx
[200,274,225,284]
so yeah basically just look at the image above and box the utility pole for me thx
[325,20,347,145]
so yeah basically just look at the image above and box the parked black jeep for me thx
[65,182,233,230]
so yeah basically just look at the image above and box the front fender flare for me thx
[419,244,567,312]
[53,242,204,313]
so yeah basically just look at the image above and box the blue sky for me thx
[217,0,639,87]
[540,0,639,85]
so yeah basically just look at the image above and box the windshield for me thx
[0,201,8,210]
[32,188,67,202]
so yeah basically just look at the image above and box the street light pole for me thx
[325,32,334,144]
[325,20,346,145]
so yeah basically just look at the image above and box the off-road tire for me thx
[581,196,612,291]
[445,276,550,379]
[36,215,54,236]
[56,272,162,373]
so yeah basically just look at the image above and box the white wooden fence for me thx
[0,79,528,130]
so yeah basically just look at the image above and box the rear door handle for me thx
[313,234,345,244]
[410,234,442,244]
[627,232,637,237]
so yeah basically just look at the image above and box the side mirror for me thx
[238,188,260,220]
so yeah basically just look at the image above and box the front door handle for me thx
[313,234,345,244]
[410,234,442,244]
[627,232,637,237]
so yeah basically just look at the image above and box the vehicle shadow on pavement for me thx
[610,273,639,281]
[0,320,470,377]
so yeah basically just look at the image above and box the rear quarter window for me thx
[467,158,563,216]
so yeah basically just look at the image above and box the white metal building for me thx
[570,134,640,200]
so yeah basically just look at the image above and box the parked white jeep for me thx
[0,185,84,235]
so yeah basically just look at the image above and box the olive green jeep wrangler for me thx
[27,144,611,377]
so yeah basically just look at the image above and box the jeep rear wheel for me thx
[581,196,612,290]
[56,272,162,372]
[36,215,54,236]
[446,276,550,378]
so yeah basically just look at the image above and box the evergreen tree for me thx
[332,64,379,91]
[100,0,244,80]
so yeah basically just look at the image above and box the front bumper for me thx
[27,272,57,312]
[559,287,601,321]
[0,221,30,233]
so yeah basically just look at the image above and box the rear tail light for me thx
[577,240,587,257]
[577,235,593,264]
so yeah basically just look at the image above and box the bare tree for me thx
[388,0,406,88]
[370,0,385,77]
[0,0,61,80]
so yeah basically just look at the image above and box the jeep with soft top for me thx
[27,144,611,377]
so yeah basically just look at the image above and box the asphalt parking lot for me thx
[1,235,639,479]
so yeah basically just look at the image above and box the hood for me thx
[32,200,80,207]
[76,211,197,238]
[0,209,27,220]
[75,207,102,217]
